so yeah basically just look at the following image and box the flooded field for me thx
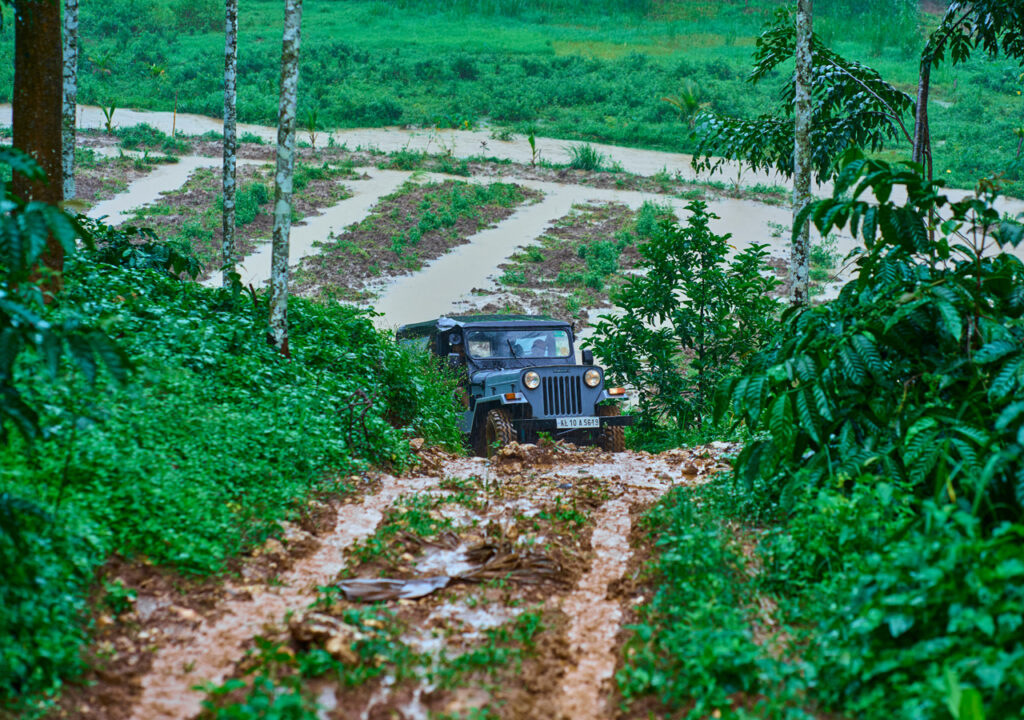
[6,103,1021,336]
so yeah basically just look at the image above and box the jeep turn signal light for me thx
[504,393,520,401]
[607,387,627,396]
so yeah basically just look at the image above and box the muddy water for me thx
[88,156,219,226]
[6,103,1021,214]
[200,168,412,289]
[0,104,790,191]
[128,475,431,720]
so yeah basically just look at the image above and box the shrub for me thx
[567,143,605,171]
[589,201,780,433]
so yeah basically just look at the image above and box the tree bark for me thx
[791,0,812,307]
[269,0,303,356]
[61,0,79,201]
[13,0,65,285]
[221,0,238,286]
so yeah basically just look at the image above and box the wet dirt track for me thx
[115,443,730,720]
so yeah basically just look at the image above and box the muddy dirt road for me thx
[76,442,730,720]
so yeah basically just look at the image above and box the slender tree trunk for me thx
[269,0,303,356]
[13,0,65,286]
[61,0,79,201]
[791,0,812,307]
[222,0,238,286]
[912,56,932,180]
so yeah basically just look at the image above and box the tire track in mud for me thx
[125,447,725,720]
[128,474,434,720]
[555,493,637,719]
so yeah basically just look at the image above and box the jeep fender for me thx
[467,394,527,435]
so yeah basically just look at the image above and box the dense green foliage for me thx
[0,204,460,709]
[618,482,804,718]
[589,202,779,440]
[0,149,128,441]
[618,153,1024,718]
[719,153,1024,523]
[621,474,1024,719]
[2,0,1021,191]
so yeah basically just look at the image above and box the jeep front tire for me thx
[482,408,515,457]
[596,405,625,453]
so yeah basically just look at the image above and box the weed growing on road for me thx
[567,144,606,172]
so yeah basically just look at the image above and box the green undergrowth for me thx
[620,476,1024,719]
[0,250,461,712]
[618,480,805,719]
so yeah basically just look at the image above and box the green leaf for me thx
[935,299,963,341]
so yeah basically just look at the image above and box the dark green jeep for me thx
[396,314,633,455]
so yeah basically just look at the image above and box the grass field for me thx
[2,0,1022,193]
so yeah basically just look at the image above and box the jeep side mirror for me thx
[447,352,461,368]
[581,349,594,365]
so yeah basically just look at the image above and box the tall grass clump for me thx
[567,143,606,172]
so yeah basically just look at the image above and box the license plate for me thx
[556,416,600,429]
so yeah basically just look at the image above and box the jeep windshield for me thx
[465,328,572,361]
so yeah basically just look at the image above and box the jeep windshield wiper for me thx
[506,338,527,367]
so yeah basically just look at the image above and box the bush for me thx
[812,505,1024,718]
[589,201,780,433]
[235,181,271,226]
[567,143,605,171]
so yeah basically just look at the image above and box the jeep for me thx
[396,314,633,455]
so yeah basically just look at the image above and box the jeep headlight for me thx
[584,369,601,387]
[523,371,541,389]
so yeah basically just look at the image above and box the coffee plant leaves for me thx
[722,150,1024,524]
[589,201,780,439]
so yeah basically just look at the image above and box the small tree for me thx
[222,0,238,286]
[588,202,780,434]
[912,1,1024,179]
[269,0,303,356]
[0,149,128,440]
[61,0,79,201]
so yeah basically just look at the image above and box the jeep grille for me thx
[542,375,583,416]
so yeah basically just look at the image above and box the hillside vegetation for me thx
[0,217,461,709]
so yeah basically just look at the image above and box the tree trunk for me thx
[269,0,303,356]
[13,0,65,286]
[912,56,932,180]
[791,0,812,307]
[61,0,79,201]
[222,0,238,286]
